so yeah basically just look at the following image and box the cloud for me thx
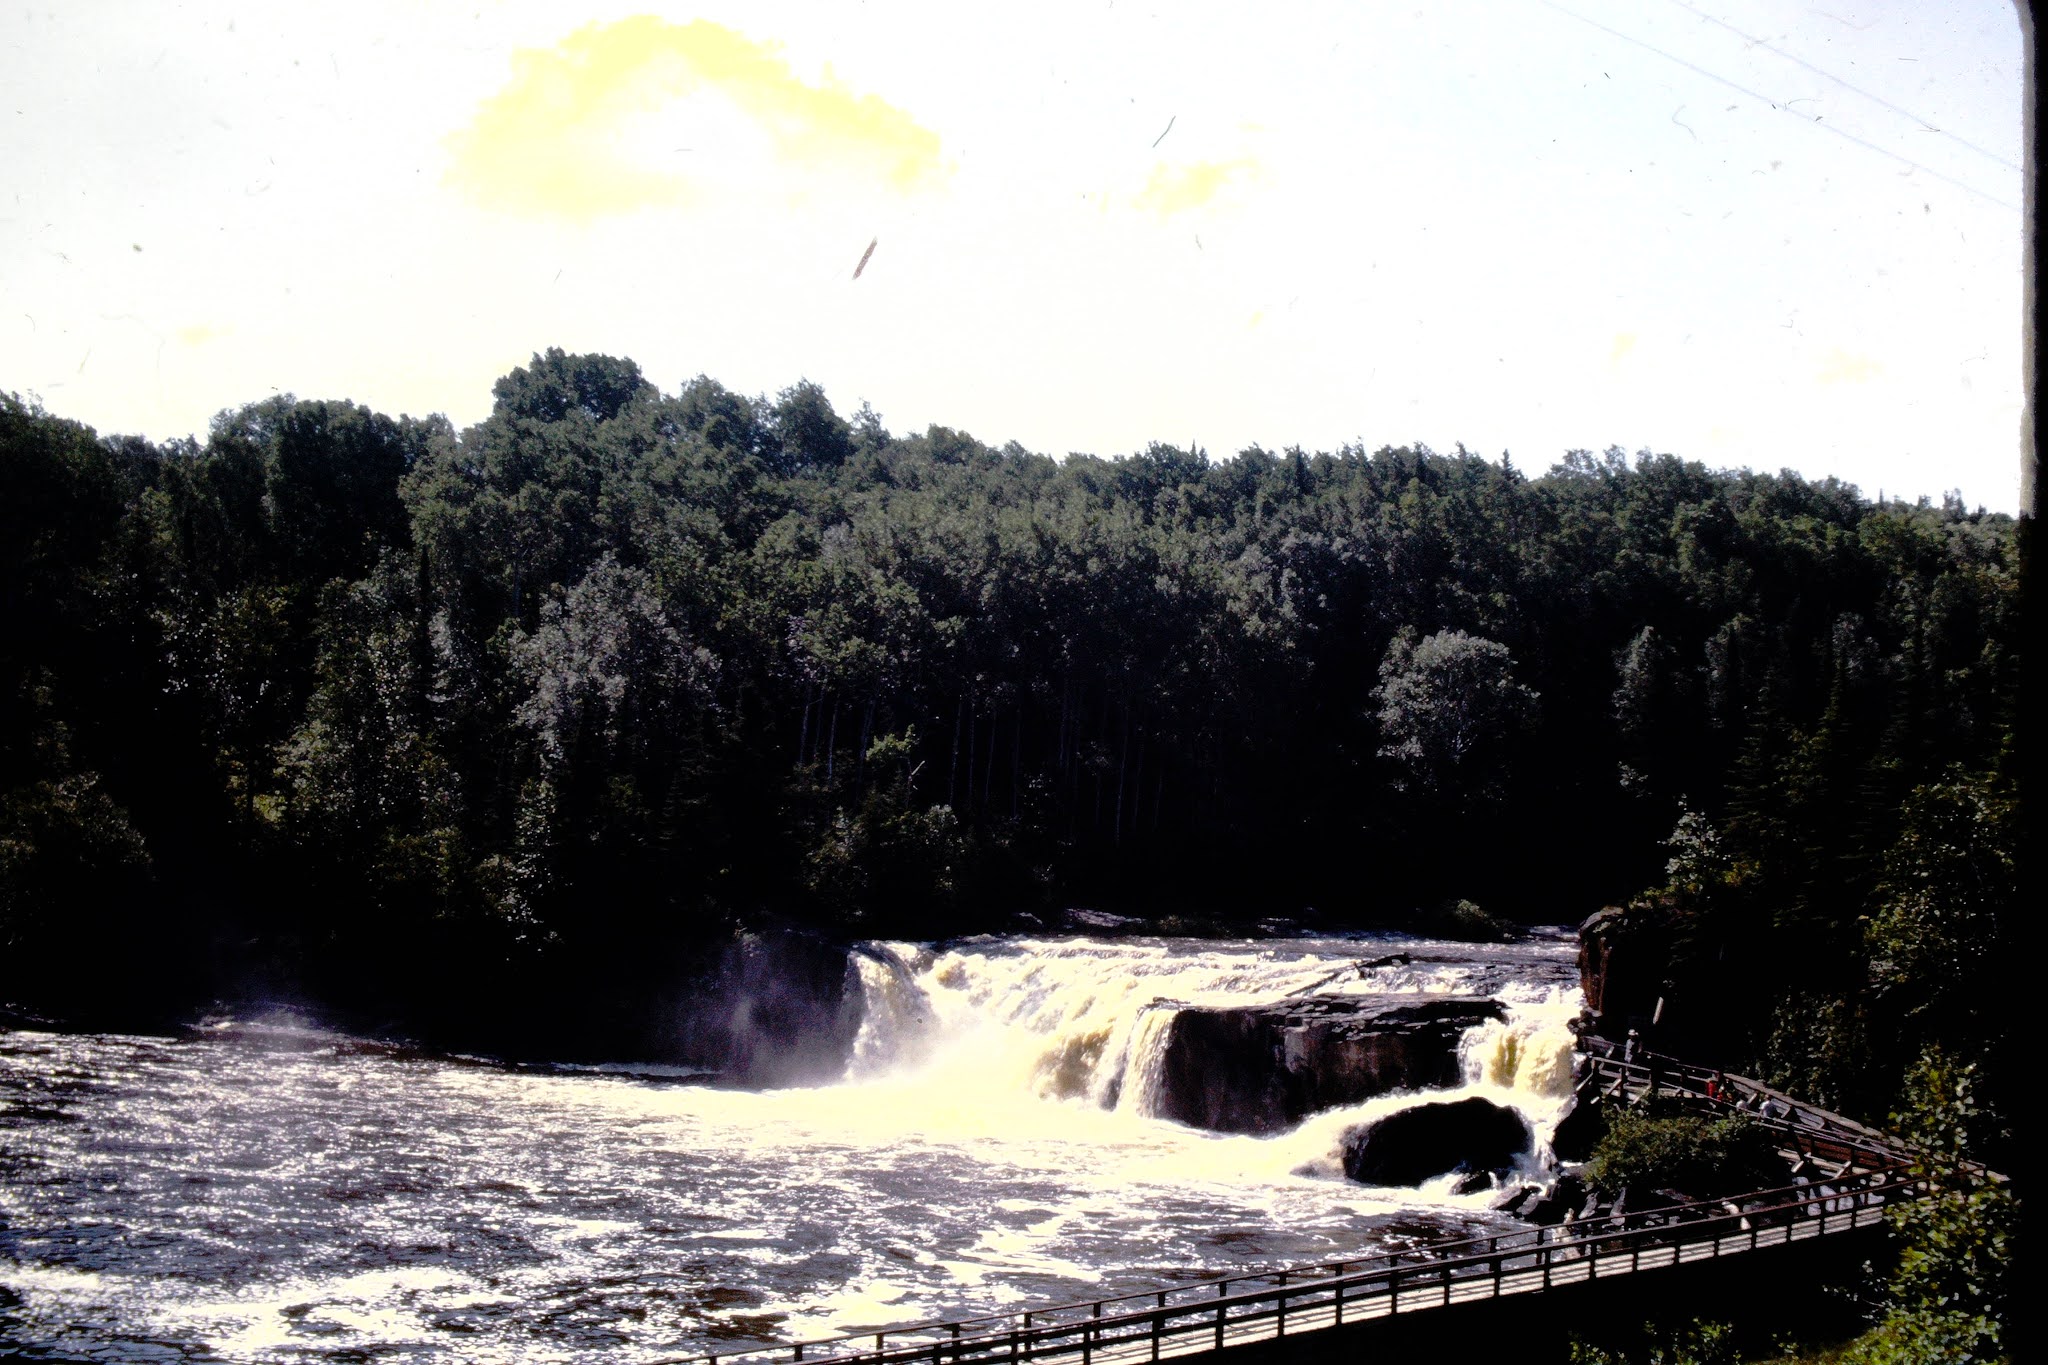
[176,323,225,346]
[1132,158,1258,219]
[1608,332,1637,366]
[445,16,947,221]
[1815,347,1882,385]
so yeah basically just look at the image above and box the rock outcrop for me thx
[1549,1092,1607,1163]
[661,925,864,1086]
[1577,902,1678,1043]
[1341,1096,1534,1186]
[1521,1170,1589,1225]
[1147,995,1506,1134]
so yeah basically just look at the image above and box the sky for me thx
[0,1,2027,512]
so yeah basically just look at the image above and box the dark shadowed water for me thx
[0,933,1579,1362]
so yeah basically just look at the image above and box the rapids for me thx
[0,931,1581,1363]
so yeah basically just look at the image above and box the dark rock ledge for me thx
[1148,994,1506,1134]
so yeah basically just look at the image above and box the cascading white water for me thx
[1114,1004,1180,1116]
[845,945,939,1078]
[842,936,1445,1108]
[838,935,1585,1172]
[1458,983,1582,1099]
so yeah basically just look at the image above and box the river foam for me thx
[0,931,1581,1362]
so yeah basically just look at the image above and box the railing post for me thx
[1277,1270,1287,1336]
[1391,1268,1401,1313]
[1334,1274,1344,1325]
[1009,1328,1019,1364]
[794,1345,804,1362]
[1215,1282,1226,1351]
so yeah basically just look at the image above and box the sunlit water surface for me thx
[1,932,1580,1363]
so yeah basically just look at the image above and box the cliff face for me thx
[1577,902,1678,1043]
[1149,995,1506,1134]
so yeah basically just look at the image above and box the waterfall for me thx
[845,945,938,1078]
[1114,1005,1180,1117]
[1457,984,1582,1100]
[831,933,1581,1186]
[838,936,1368,1103]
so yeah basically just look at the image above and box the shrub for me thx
[1570,1320,1738,1365]
[1585,1102,1783,1199]
[1837,1049,2012,1365]
[1423,898,1516,943]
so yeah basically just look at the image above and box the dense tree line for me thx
[0,353,2019,1113]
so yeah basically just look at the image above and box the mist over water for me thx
[1,932,1579,1363]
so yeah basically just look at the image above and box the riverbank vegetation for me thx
[1,354,2020,1121]
[1570,1051,2014,1364]
[1582,1103,1781,1202]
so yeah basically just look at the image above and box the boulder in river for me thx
[1521,1170,1589,1226]
[1489,1182,1542,1215]
[1549,1091,1607,1163]
[1149,995,1507,1134]
[1340,1096,1533,1186]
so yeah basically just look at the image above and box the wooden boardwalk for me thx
[685,1051,1925,1365]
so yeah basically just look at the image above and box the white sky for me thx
[0,1,2027,511]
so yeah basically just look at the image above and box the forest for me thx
[0,350,2020,1144]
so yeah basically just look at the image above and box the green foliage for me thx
[1836,1050,2014,1365]
[0,766,150,949]
[1864,777,2013,1060]
[1420,898,1515,943]
[1571,1320,1740,1365]
[1584,1102,1782,1199]
[1662,801,1733,897]
[1371,627,1538,801]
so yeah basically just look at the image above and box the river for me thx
[1,931,1581,1362]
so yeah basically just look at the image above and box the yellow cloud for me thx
[1609,332,1637,366]
[446,16,947,220]
[176,323,225,346]
[1816,347,1882,385]
[1132,158,1257,218]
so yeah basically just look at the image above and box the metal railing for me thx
[1572,1048,1903,1170]
[1575,1037,1892,1143]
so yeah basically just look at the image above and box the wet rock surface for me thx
[1340,1096,1534,1186]
[1150,995,1507,1134]
[1549,1092,1607,1163]
[1522,1171,1589,1225]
